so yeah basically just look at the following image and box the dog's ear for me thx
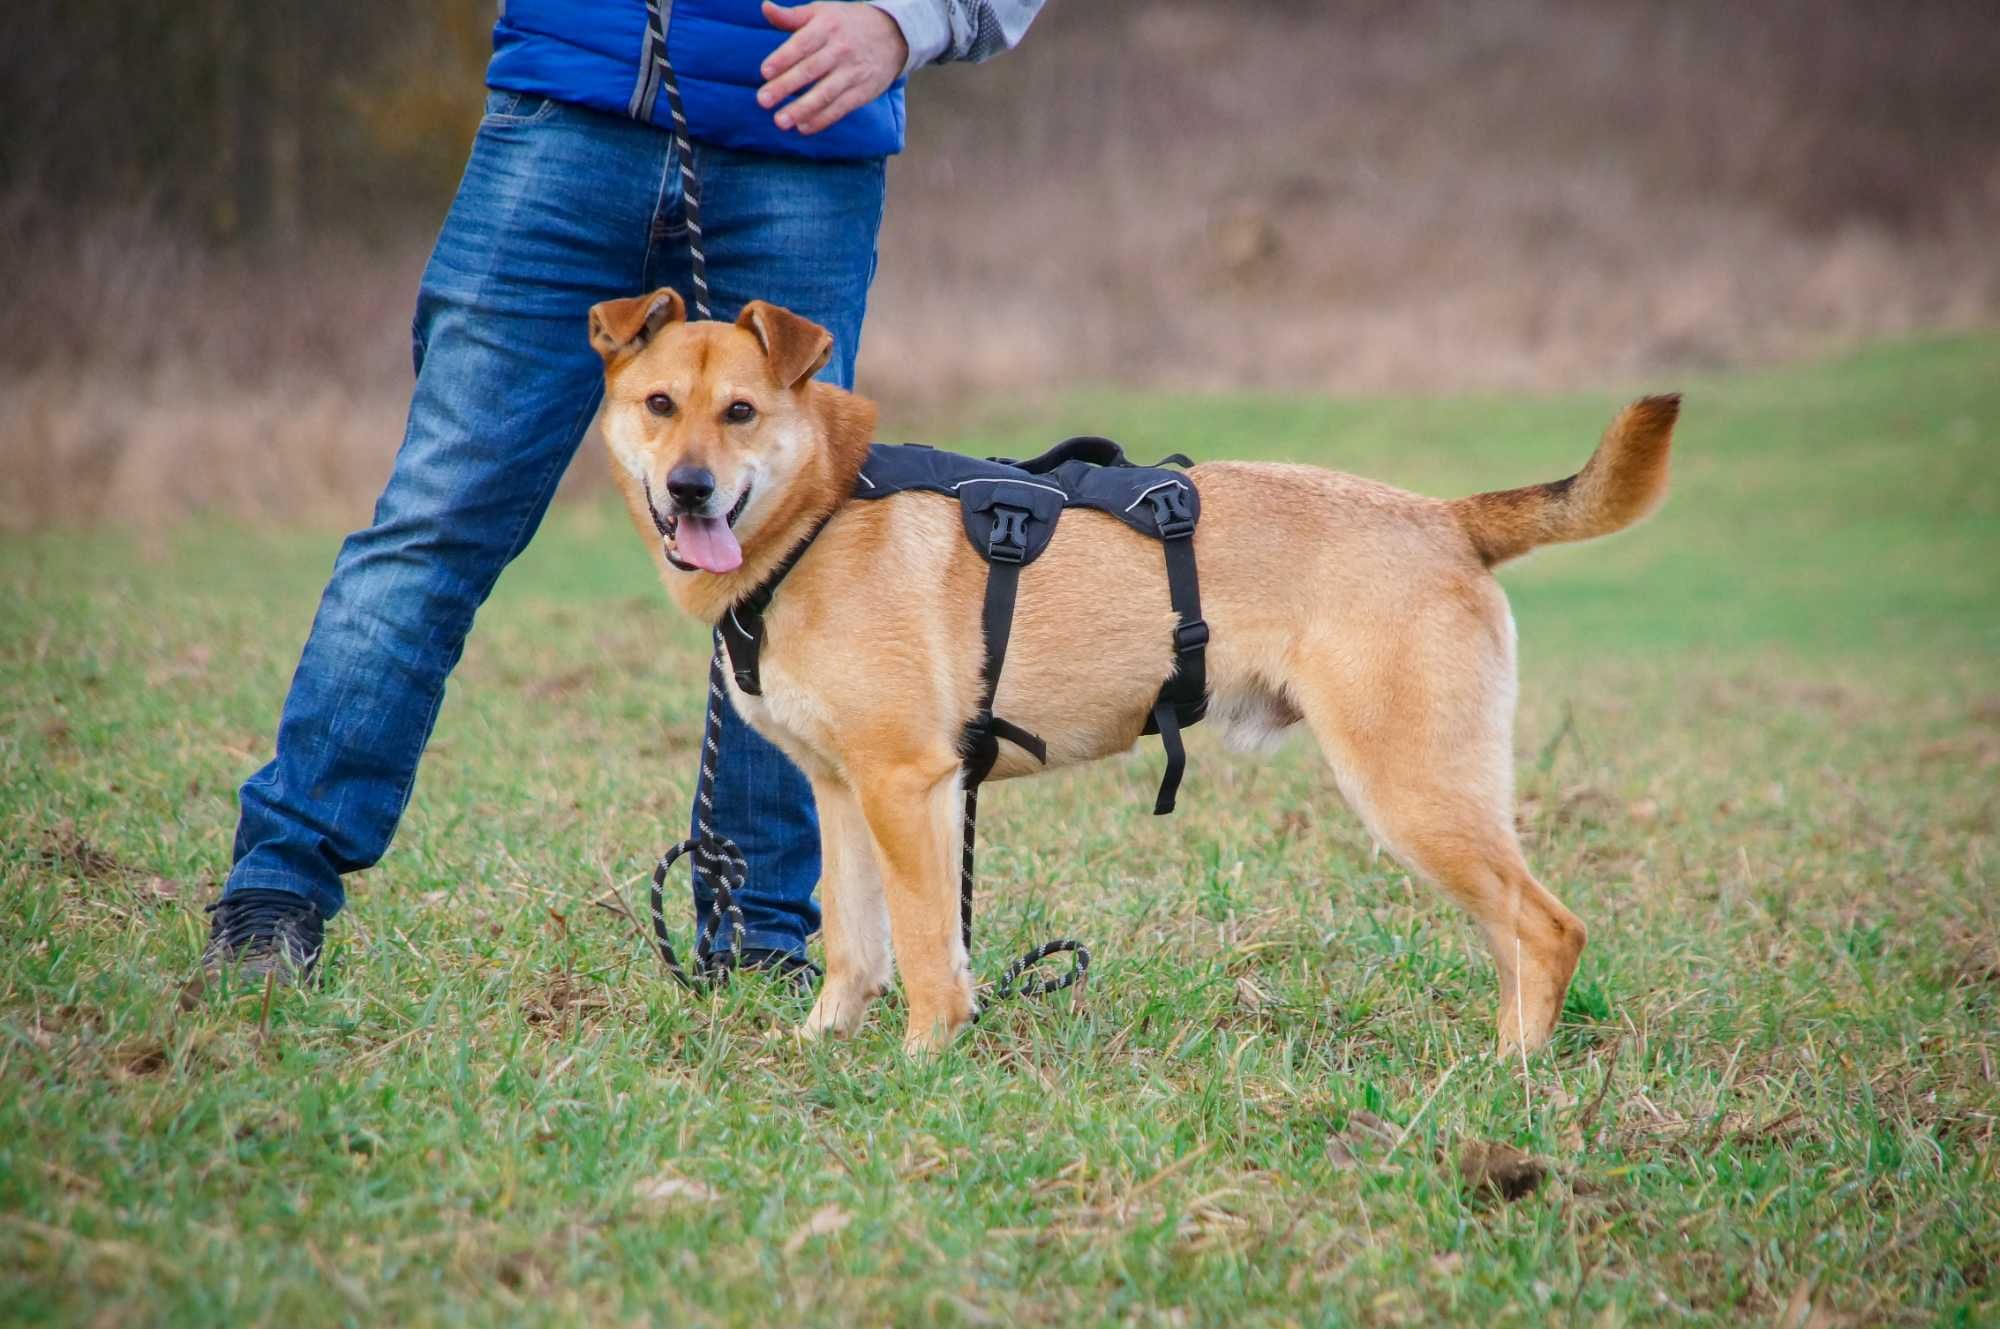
[736,300,833,389]
[589,288,685,364]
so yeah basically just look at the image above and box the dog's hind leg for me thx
[1293,598,1585,1054]
[802,776,894,1039]
[851,753,976,1053]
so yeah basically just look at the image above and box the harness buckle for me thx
[987,505,1031,563]
[1174,618,1210,652]
[1146,485,1195,540]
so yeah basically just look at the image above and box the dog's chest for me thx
[723,665,836,778]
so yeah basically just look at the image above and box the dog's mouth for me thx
[656,484,752,575]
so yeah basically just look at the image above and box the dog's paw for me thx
[900,1008,972,1056]
[900,1027,952,1056]
[801,986,868,1039]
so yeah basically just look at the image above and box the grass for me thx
[3,336,1997,1326]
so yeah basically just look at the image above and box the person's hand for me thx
[757,1,908,136]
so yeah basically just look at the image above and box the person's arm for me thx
[757,0,1045,136]
[865,0,1045,78]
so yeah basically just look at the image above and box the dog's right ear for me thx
[588,288,685,364]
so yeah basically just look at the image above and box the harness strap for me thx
[998,435,1128,473]
[717,513,835,697]
[959,501,1068,1002]
[992,435,1195,475]
[1139,485,1209,815]
[960,504,1049,786]
[1149,699,1189,818]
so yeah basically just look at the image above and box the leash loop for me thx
[648,834,747,992]
[962,782,1090,1019]
[991,937,1091,1003]
[644,640,751,992]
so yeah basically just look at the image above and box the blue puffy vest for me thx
[488,0,907,160]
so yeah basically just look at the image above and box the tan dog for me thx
[589,289,1678,1055]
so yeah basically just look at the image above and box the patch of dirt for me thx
[38,818,132,880]
[494,1248,552,1294]
[115,1040,171,1078]
[1457,1140,1548,1203]
[520,970,612,1032]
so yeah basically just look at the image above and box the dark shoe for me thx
[201,888,325,984]
[703,946,820,993]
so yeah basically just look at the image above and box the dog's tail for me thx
[1450,394,1680,568]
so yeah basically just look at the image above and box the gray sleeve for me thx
[865,0,1046,79]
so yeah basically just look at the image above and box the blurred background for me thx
[4,0,1998,530]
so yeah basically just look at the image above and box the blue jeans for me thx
[227,91,884,958]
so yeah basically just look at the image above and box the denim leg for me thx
[674,145,887,957]
[229,98,668,917]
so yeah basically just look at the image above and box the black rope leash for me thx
[645,0,711,322]
[640,33,1088,1012]
[648,643,748,991]
[961,783,1089,1015]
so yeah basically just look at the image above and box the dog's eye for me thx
[725,400,756,424]
[645,393,675,417]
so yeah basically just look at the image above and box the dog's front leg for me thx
[801,776,893,1039]
[853,755,975,1053]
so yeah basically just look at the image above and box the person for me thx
[202,0,1046,984]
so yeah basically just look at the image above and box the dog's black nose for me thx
[665,465,715,511]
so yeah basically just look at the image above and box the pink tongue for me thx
[674,515,743,573]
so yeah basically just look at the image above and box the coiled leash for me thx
[647,643,757,991]
[961,782,1092,1010]
[639,22,1087,1008]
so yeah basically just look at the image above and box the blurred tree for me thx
[341,0,493,202]
[0,0,488,247]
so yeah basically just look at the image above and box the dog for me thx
[589,289,1678,1055]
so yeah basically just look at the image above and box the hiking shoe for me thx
[201,888,325,984]
[700,946,820,994]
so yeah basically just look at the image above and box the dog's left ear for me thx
[736,300,833,389]
[589,288,685,364]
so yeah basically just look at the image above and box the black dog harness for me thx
[721,436,1209,814]
[709,436,1208,1005]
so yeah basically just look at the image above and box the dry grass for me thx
[873,0,2000,398]
[4,0,1998,529]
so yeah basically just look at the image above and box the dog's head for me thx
[589,290,845,575]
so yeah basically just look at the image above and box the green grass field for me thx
[4,337,1997,1326]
